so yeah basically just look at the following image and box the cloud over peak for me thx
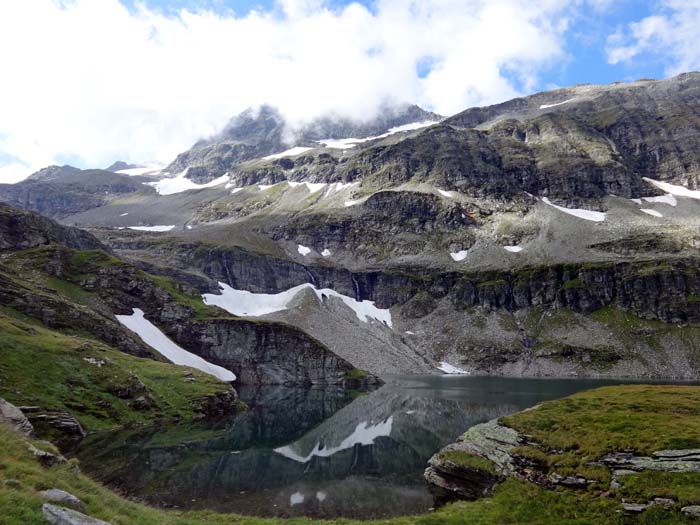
[0,0,590,182]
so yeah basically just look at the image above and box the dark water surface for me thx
[74,376,670,519]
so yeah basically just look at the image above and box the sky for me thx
[0,0,699,183]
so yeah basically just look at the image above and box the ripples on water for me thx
[74,376,661,519]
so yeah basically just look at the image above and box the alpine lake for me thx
[72,376,683,520]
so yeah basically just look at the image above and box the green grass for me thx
[343,368,369,381]
[502,385,700,469]
[0,310,235,431]
[437,450,497,475]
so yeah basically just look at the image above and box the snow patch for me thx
[119,212,129,216]
[438,362,469,375]
[321,248,331,257]
[258,183,278,191]
[127,225,175,232]
[504,245,523,253]
[231,187,244,194]
[344,199,362,207]
[147,171,229,196]
[203,282,392,327]
[290,492,304,506]
[116,166,162,176]
[274,417,393,463]
[437,189,454,198]
[450,250,468,261]
[297,244,311,256]
[316,491,327,502]
[644,178,700,200]
[287,181,326,193]
[542,197,606,222]
[115,308,235,382]
[643,194,677,206]
[263,147,313,160]
[640,208,663,218]
[319,121,436,149]
[539,99,573,109]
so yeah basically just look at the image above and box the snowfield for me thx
[539,99,573,109]
[147,170,230,196]
[542,197,606,222]
[438,362,469,374]
[263,147,313,160]
[127,225,175,232]
[504,245,523,253]
[450,250,468,261]
[297,244,311,256]
[640,209,663,217]
[202,282,393,327]
[116,166,162,176]
[287,181,326,193]
[318,120,436,149]
[274,417,393,463]
[644,177,700,200]
[115,308,236,382]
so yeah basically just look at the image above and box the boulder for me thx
[38,489,86,511]
[682,506,700,519]
[42,504,110,525]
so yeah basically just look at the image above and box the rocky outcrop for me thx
[24,410,86,449]
[0,203,104,251]
[42,504,110,525]
[426,415,700,509]
[600,449,700,473]
[424,419,525,502]
[168,318,360,386]
[0,398,34,436]
[0,167,153,219]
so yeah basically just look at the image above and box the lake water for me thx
[75,376,661,519]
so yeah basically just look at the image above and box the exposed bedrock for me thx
[166,318,374,386]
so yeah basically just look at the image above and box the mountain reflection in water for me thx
[75,376,635,519]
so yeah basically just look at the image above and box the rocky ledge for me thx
[426,416,700,513]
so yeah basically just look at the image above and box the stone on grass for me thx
[42,504,111,525]
[38,489,86,511]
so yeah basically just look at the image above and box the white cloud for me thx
[606,0,700,75]
[0,0,575,182]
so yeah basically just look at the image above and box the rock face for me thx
[228,73,700,204]
[42,504,110,525]
[0,398,34,436]
[169,318,358,386]
[25,411,86,449]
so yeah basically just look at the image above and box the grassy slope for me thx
[0,309,234,431]
[501,385,700,522]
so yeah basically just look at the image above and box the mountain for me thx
[0,165,156,218]
[165,103,443,183]
[3,74,700,380]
